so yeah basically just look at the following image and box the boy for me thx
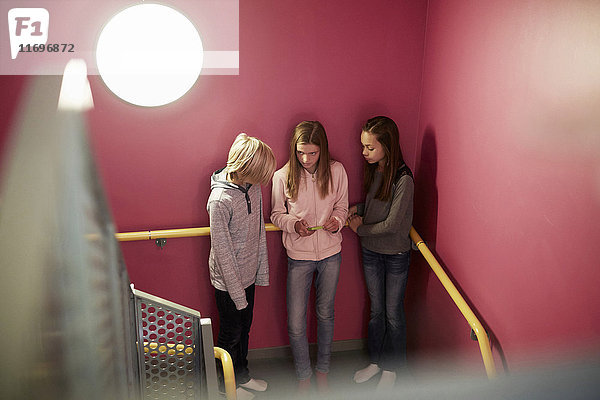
[207,133,276,400]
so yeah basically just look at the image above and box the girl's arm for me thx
[208,200,248,310]
[328,162,349,232]
[348,203,364,217]
[356,175,414,237]
[256,189,269,287]
[270,172,299,233]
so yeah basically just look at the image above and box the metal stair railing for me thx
[117,223,497,379]
[132,286,236,399]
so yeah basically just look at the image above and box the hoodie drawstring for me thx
[244,190,251,214]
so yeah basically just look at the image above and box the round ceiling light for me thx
[96,4,203,107]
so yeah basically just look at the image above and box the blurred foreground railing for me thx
[0,75,237,400]
[117,223,497,378]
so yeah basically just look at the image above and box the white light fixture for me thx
[58,59,94,111]
[96,4,203,107]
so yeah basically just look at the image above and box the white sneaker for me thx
[236,387,256,400]
[353,363,381,383]
[376,370,396,391]
[239,378,268,392]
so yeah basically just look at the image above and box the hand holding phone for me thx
[294,219,316,236]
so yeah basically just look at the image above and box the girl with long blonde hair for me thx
[271,121,348,394]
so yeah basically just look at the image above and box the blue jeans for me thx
[362,247,410,371]
[287,253,341,380]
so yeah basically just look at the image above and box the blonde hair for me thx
[227,133,276,184]
[286,121,332,200]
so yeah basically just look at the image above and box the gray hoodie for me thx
[207,168,269,310]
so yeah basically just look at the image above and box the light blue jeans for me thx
[287,252,341,380]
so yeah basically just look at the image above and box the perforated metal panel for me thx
[134,290,205,400]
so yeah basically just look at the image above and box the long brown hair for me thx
[286,121,332,200]
[362,116,405,201]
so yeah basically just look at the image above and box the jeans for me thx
[362,247,410,372]
[287,252,341,380]
[215,284,255,386]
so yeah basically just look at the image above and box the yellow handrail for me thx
[409,227,496,378]
[114,224,280,241]
[117,223,496,378]
[214,347,236,400]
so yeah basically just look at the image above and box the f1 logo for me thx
[8,8,49,60]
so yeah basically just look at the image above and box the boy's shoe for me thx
[236,387,256,400]
[353,363,381,383]
[240,378,268,392]
[376,370,397,391]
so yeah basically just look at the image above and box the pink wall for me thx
[84,0,428,350]
[414,0,600,369]
[3,0,599,376]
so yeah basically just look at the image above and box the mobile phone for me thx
[307,226,323,231]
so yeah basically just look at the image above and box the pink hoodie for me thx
[271,161,348,261]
